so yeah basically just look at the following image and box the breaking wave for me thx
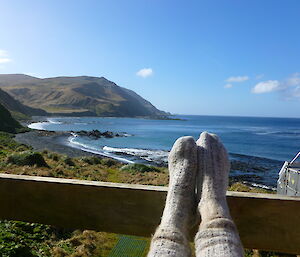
[103,146,169,165]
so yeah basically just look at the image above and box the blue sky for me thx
[1,0,300,118]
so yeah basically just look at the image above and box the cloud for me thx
[226,76,249,83]
[286,72,300,86]
[255,74,264,80]
[251,73,300,100]
[136,68,153,78]
[252,80,281,94]
[224,83,233,88]
[0,49,12,64]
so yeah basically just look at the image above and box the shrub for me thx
[7,151,49,167]
[47,152,60,161]
[63,157,75,166]
[120,163,160,173]
[81,156,102,165]
[101,158,118,167]
[0,132,24,150]
[16,144,31,152]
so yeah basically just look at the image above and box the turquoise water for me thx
[29,115,300,188]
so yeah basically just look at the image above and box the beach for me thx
[15,130,96,158]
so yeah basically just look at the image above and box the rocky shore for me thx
[73,129,128,139]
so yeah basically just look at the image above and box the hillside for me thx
[0,74,168,117]
[0,103,23,133]
[0,88,47,119]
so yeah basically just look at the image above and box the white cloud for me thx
[0,58,11,64]
[0,49,12,64]
[136,68,153,78]
[224,83,233,89]
[0,50,8,56]
[251,73,300,100]
[252,80,281,94]
[255,74,264,80]
[226,76,249,83]
[286,72,300,86]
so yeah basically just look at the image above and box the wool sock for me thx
[195,132,244,257]
[148,136,197,257]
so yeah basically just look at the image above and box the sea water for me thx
[28,115,300,188]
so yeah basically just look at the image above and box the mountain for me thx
[0,88,47,119]
[0,74,40,87]
[0,103,23,133]
[0,74,168,117]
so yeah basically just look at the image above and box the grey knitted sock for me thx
[196,132,230,222]
[195,132,244,257]
[148,136,198,257]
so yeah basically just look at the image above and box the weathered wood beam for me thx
[0,174,299,254]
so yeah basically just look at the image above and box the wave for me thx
[47,118,63,124]
[244,182,276,191]
[67,134,134,163]
[103,146,169,165]
[28,118,61,130]
[28,121,49,130]
[254,130,300,137]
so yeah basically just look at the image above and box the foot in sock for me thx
[196,132,231,223]
[160,136,198,233]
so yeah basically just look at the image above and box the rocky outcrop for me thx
[74,130,125,139]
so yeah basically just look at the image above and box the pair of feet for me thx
[161,132,231,235]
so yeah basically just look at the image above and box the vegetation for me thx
[0,220,117,257]
[7,151,49,167]
[0,104,23,134]
[0,88,47,119]
[121,163,160,173]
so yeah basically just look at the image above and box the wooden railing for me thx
[0,174,300,254]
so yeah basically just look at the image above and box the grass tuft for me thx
[7,151,49,167]
[120,163,160,173]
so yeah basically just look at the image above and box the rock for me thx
[73,129,125,139]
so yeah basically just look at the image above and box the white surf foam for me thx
[47,118,63,124]
[246,182,276,191]
[103,146,169,164]
[67,134,134,163]
[28,121,49,130]
[28,118,62,130]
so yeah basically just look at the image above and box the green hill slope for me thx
[0,88,47,119]
[0,74,168,117]
[0,103,23,133]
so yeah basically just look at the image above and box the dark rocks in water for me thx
[74,129,125,139]
[230,160,269,173]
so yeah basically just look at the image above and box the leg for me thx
[148,136,198,257]
[195,132,244,257]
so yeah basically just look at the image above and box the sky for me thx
[1,0,300,118]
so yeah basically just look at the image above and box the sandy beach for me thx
[14,130,97,158]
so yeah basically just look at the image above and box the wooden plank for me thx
[0,174,300,254]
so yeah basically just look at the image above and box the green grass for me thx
[120,163,160,173]
[0,132,30,152]
[0,104,23,134]
[7,151,49,167]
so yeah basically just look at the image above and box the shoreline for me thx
[15,130,135,164]
[15,130,98,158]
[14,130,279,191]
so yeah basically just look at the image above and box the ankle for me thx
[199,197,230,222]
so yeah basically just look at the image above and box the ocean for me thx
[28,115,300,189]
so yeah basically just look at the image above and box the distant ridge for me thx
[0,74,168,117]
